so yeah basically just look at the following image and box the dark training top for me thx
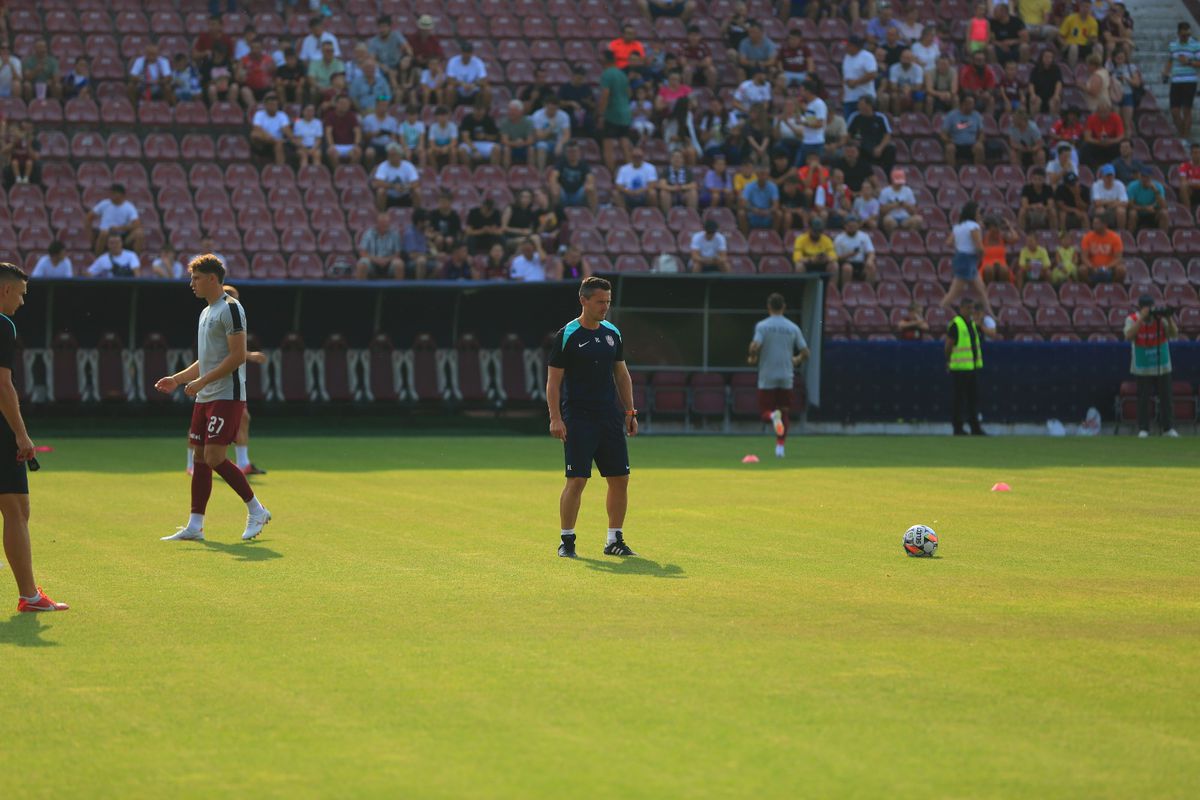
[0,314,15,434]
[548,318,624,415]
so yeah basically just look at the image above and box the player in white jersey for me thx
[184,284,268,476]
[747,293,809,458]
[155,255,272,541]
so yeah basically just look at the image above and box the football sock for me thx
[186,448,194,470]
[191,463,213,514]
[775,444,785,457]
[247,496,266,515]
[214,460,255,502]
[561,529,575,540]
[607,528,620,544]
[188,513,204,531]
[235,446,250,469]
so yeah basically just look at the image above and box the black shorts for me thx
[1170,81,1197,109]
[1135,209,1159,228]
[602,120,632,140]
[0,433,29,495]
[955,143,977,162]
[563,412,630,479]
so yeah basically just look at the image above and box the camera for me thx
[1149,306,1178,319]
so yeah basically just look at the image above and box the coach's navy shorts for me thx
[564,412,630,479]
[0,431,29,495]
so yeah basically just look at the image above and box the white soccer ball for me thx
[903,525,938,558]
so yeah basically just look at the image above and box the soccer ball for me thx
[903,525,938,557]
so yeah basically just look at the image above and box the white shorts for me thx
[462,141,497,157]
[332,143,356,157]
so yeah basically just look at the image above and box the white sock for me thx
[607,528,621,544]
[561,528,575,539]
[20,590,40,601]
[189,513,204,531]
[235,446,250,468]
[186,448,194,469]
[776,444,785,456]
[247,496,265,515]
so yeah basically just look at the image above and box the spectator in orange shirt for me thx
[1178,142,1200,208]
[1079,213,1126,284]
[609,23,646,71]
[1081,100,1125,168]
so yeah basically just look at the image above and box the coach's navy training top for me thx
[548,319,624,415]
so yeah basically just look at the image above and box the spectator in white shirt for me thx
[361,98,400,165]
[881,49,924,115]
[151,244,185,280]
[372,142,421,211]
[689,219,730,272]
[1091,163,1130,229]
[31,241,73,279]
[833,216,878,286]
[446,42,491,108]
[841,34,878,118]
[614,147,659,209]
[798,80,828,162]
[878,168,925,233]
[250,93,293,166]
[530,97,571,169]
[291,103,324,168]
[299,15,341,63]
[87,234,141,278]
[510,237,561,281]
[86,183,144,254]
[128,42,175,104]
[733,70,772,115]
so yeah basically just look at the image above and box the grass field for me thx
[0,434,1196,799]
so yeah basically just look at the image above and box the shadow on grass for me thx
[0,613,59,647]
[577,556,686,579]
[196,540,284,563]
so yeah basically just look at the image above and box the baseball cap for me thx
[846,214,861,224]
[418,14,435,29]
[1138,293,1155,307]
[1057,142,1072,153]
[1098,164,1115,177]
[890,168,906,184]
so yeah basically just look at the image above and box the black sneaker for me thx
[603,531,637,556]
[558,534,577,558]
[243,463,268,475]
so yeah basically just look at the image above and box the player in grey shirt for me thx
[747,292,810,458]
[155,255,271,542]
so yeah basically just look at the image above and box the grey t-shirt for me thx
[753,314,807,389]
[197,295,247,402]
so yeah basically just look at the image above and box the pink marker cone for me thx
[991,482,1011,492]
[742,454,760,463]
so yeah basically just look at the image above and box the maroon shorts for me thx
[189,400,246,447]
[758,388,794,416]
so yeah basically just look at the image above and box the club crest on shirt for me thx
[605,335,614,346]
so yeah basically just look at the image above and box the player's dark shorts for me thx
[0,430,29,495]
[602,120,632,140]
[757,388,794,416]
[189,400,247,447]
[1170,81,1198,109]
[563,412,630,479]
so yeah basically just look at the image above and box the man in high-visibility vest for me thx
[945,297,986,435]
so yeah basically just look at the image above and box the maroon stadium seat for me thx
[876,281,912,308]
[651,371,687,417]
[252,254,288,280]
[1093,283,1129,309]
[689,373,727,419]
[1072,306,1108,335]
[1151,258,1188,285]
[853,306,890,335]
[51,332,82,402]
[606,229,641,254]
[1022,282,1058,308]
[987,282,1021,309]
[181,134,216,160]
[322,335,354,401]
[998,306,1035,336]
[278,333,309,402]
[1057,282,1095,308]
[454,333,490,403]
[366,334,399,402]
[840,283,876,308]
[287,253,327,280]
[758,255,793,274]
[614,255,650,272]
[1035,305,1072,335]
[912,281,945,306]
[498,333,533,404]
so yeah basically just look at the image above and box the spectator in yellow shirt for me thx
[1058,1,1100,67]
[1018,0,1057,40]
[732,160,756,196]
[1016,233,1051,287]
[792,217,836,273]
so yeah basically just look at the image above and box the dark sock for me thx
[191,463,213,514]
[214,459,255,503]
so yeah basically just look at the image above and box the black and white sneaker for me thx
[603,531,637,557]
[558,534,577,558]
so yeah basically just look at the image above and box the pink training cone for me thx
[991,482,1011,492]
[742,454,760,463]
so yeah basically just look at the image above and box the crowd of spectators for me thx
[5,0,1197,312]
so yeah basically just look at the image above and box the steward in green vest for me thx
[945,297,986,436]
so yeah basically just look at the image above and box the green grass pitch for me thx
[0,434,1196,799]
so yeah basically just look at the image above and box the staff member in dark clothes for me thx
[945,296,987,436]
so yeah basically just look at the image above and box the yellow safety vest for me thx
[949,316,983,371]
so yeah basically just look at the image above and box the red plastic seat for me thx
[180,134,215,160]
[1034,305,1071,334]
[840,283,877,308]
[1151,258,1188,285]
[912,281,945,305]
[605,229,641,255]
[173,101,209,127]
[1022,282,1058,308]
[243,228,281,253]
[748,230,784,255]
[1057,282,1095,308]
[100,97,135,125]
[107,132,142,160]
[998,306,1035,334]
[1072,306,1108,334]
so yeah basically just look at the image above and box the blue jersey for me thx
[548,318,624,415]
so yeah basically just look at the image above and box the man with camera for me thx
[1123,294,1180,438]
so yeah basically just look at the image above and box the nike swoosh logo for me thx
[578,341,589,348]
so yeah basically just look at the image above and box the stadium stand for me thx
[0,0,1196,355]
